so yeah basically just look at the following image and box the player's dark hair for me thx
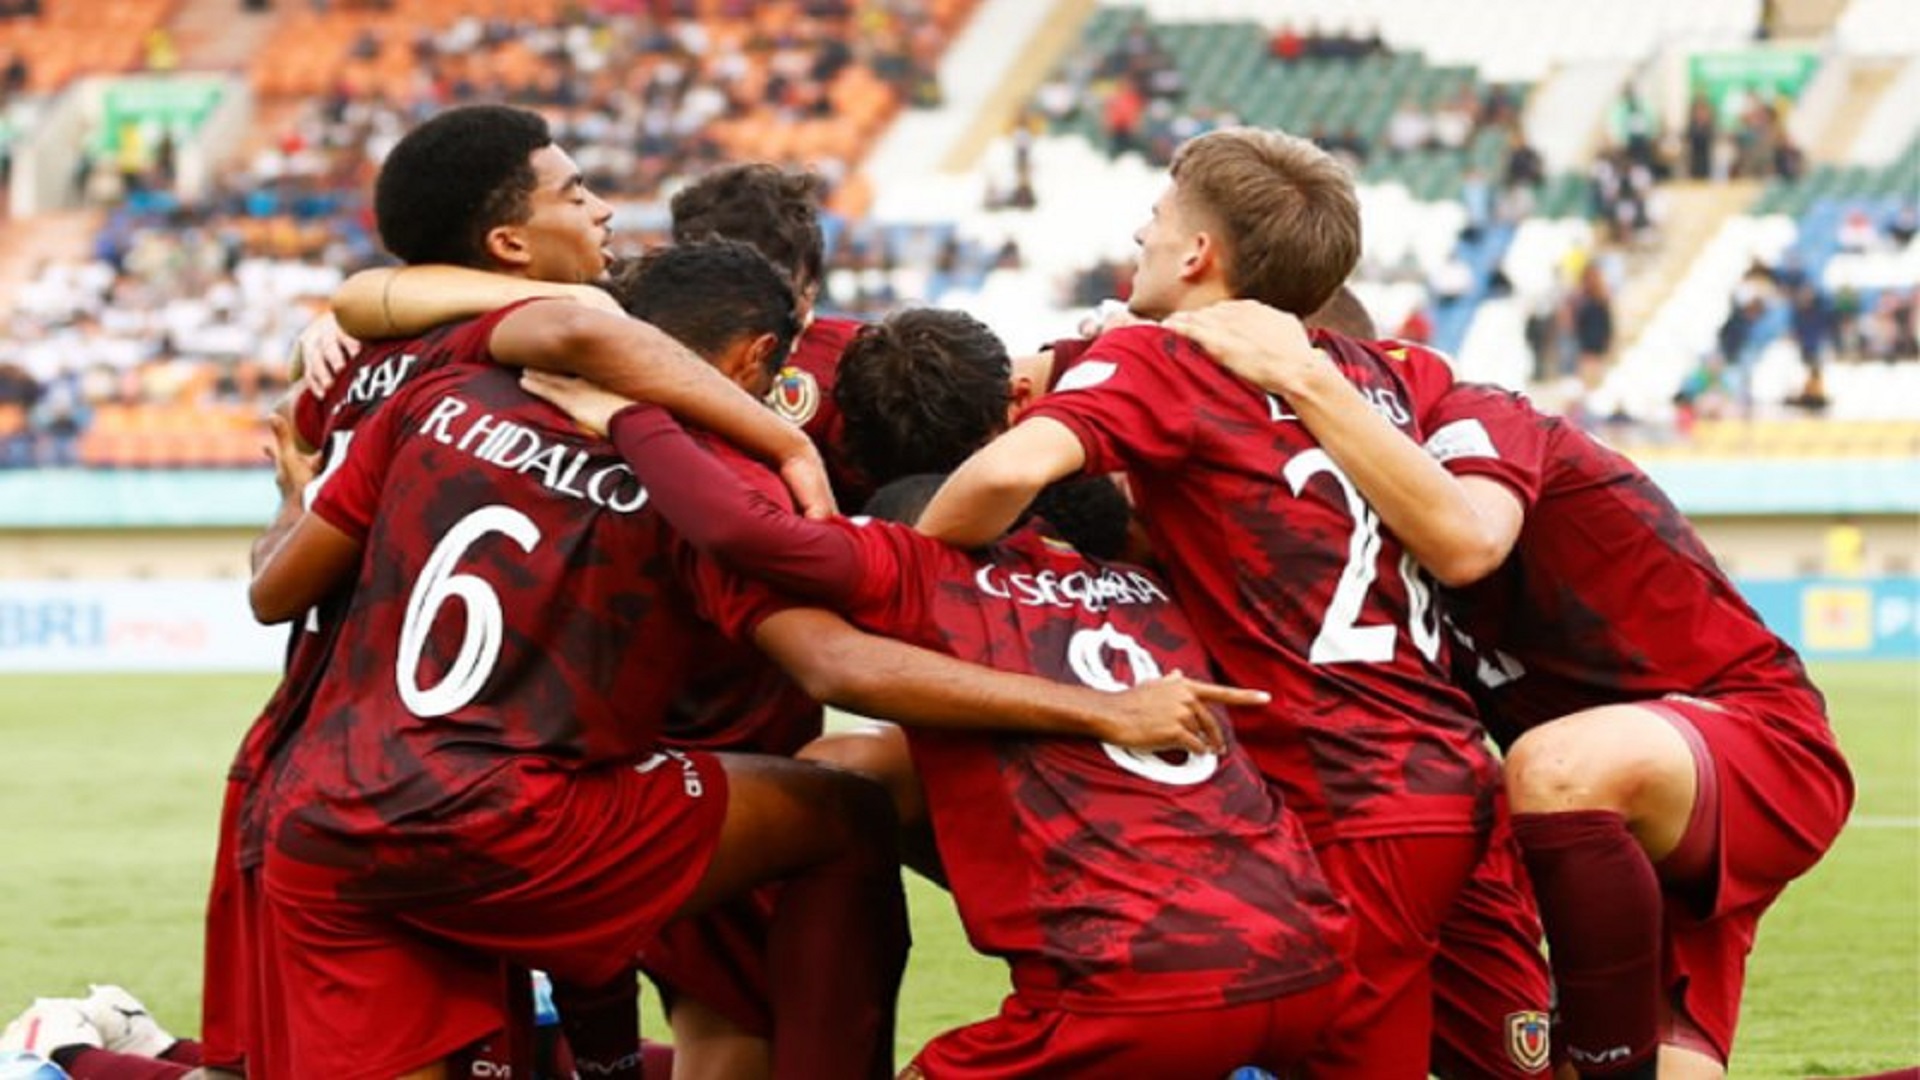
[864,473,1133,561]
[1028,477,1134,561]
[670,164,828,294]
[375,105,553,268]
[862,473,948,526]
[1307,283,1378,339]
[835,307,1011,486]
[610,241,800,373]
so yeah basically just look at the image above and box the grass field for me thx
[0,663,1913,1076]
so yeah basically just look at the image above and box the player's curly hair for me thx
[670,164,828,296]
[835,307,1011,486]
[375,105,553,269]
[863,473,1132,561]
[610,241,800,376]
[1171,127,1361,317]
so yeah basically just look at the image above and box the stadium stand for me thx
[0,0,1911,469]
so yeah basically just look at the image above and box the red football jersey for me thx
[1025,325,1498,845]
[821,521,1350,1012]
[767,313,870,506]
[661,440,824,757]
[1423,383,1828,742]
[269,363,702,901]
[237,305,534,871]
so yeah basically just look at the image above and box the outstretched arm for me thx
[494,302,834,518]
[1167,301,1522,586]
[332,265,621,341]
[913,417,1086,548]
[756,607,1255,753]
[523,369,863,601]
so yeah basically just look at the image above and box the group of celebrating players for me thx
[3,101,1854,1080]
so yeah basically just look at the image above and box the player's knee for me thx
[1506,714,1685,817]
[1506,727,1626,814]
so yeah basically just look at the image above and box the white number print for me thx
[396,505,542,717]
[1068,623,1219,786]
[1282,449,1441,666]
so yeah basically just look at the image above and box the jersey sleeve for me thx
[1022,325,1201,476]
[1423,384,1549,510]
[681,517,911,644]
[608,405,868,603]
[307,391,398,541]
[1372,338,1460,432]
[292,386,328,450]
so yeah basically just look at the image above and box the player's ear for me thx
[1007,372,1037,422]
[485,224,534,271]
[1182,229,1220,284]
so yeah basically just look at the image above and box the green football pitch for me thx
[0,663,1913,1076]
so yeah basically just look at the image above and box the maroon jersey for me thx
[268,362,701,902]
[768,313,870,506]
[661,441,824,756]
[237,305,535,871]
[1026,324,1498,845]
[1422,383,1829,742]
[795,521,1349,1011]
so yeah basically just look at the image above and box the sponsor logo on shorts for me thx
[768,366,820,425]
[1505,1010,1551,1073]
[470,1061,512,1078]
[579,1053,643,1075]
[634,750,706,798]
[1566,1042,1632,1067]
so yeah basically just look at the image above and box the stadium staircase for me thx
[943,0,1099,170]
[1609,181,1761,373]
[1813,61,1903,163]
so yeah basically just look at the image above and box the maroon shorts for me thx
[643,887,778,1038]
[1303,832,1485,1079]
[200,777,253,1071]
[1430,800,1553,1078]
[909,980,1344,1079]
[1647,693,1852,1063]
[261,752,729,1078]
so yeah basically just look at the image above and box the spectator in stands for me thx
[1787,282,1833,409]
[1888,204,1918,246]
[1873,289,1919,361]
[1718,293,1767,376]
[1269,22,1304,62]
[1503,129,1545,190]
[0,49,25,97]
[1609,88,1659,174]
[1459,167,1494,241]
[1837,207,1882,253]
[1571,262,1615,386]
[1683,93,1718,180]
[1432,85,1478,152]
[1385,99,1432,156]
[1104,77,1145,158]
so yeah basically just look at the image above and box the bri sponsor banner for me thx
[0,576,1912,673]
[0,580,285,673]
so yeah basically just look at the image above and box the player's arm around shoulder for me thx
[914,416,1087,549]
[332,264,617,341]
[1172,301,1523,586]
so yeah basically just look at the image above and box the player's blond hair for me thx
[1169,127,1361,316]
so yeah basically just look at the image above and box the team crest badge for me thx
[767,365,821,425]
[1505,1010,1551,1073]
